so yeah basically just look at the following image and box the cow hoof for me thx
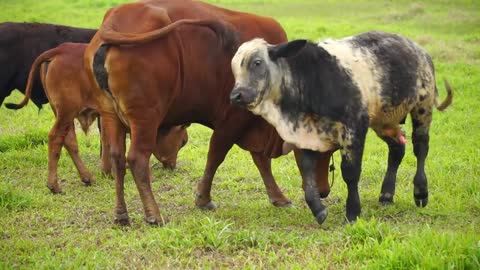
[195,193,216,210]
[145,215,167,226]
[197,201,217,210]
[272,199,292,208]
[114,213,130,226]
[380,200,393,206]
[345,217,357,225]
[47,183,62,194]
[319,191,330,199]
[162,162,176,170]
[81,177,94,186]
[414,195,428,207]
[379,193,394,206]
[415,198,428,207]
[414,189,428,207]
[314,209,328,225]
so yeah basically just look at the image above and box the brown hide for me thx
[85,0,331,225]
[8,42,188,193]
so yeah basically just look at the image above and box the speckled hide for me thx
[230,30,452,224]
[232,31,451,156]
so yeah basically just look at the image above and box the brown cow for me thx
[6,42,188,194]
[84,0,332,225]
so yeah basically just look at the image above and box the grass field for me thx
[1,0,479,268]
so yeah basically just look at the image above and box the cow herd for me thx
[1,0,452,226]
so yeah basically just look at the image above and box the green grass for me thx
[1,0,479,268]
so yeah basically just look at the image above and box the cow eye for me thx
[253,59,262,67]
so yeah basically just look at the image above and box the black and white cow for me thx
[229,31,453,224]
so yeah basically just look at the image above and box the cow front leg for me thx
[250,152,291,207]
[341,125,367,223]
[295,150,333,198]
[63,126,95,186]
[300,149,328,225]
[378,137,405,205]
[340,153,363,223]
[195,132,235,210]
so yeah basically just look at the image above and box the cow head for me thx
[154,124,189,170]
[230,38,307,110]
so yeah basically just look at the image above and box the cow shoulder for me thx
[279,41,362,124]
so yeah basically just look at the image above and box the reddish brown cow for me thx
[6,42,188,193]
[85,0,332,225]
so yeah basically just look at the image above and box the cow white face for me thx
[230,38,307,110]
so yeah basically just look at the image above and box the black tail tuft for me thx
[5,103,23,110]
[93,44,110,93]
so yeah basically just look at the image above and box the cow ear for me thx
[268,39,307,61]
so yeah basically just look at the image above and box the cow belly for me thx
[277,124,338,152]
[369,99,415,131]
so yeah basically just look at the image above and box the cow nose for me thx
[230,89,243,104]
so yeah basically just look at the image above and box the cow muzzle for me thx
[230,87,256,107]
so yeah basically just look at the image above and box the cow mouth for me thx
[246,96,261,110]
[230,86,260,109]
[231,97,257,109]
[246,103,257,110]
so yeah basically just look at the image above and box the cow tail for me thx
[99,9,236,48]
[435,79,453,111]
[84,33,105,93]
[100,19,207,44]
[5,48,60,110]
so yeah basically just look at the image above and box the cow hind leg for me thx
[63,126,95,186]
[251,152,291,207]
[411,107,432,207]
[300,149,328,225]
[127,123,164,225]
[47,117,74,194]
[99,117,113,177]
[378,136,406,205]
[103,116,128,225]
